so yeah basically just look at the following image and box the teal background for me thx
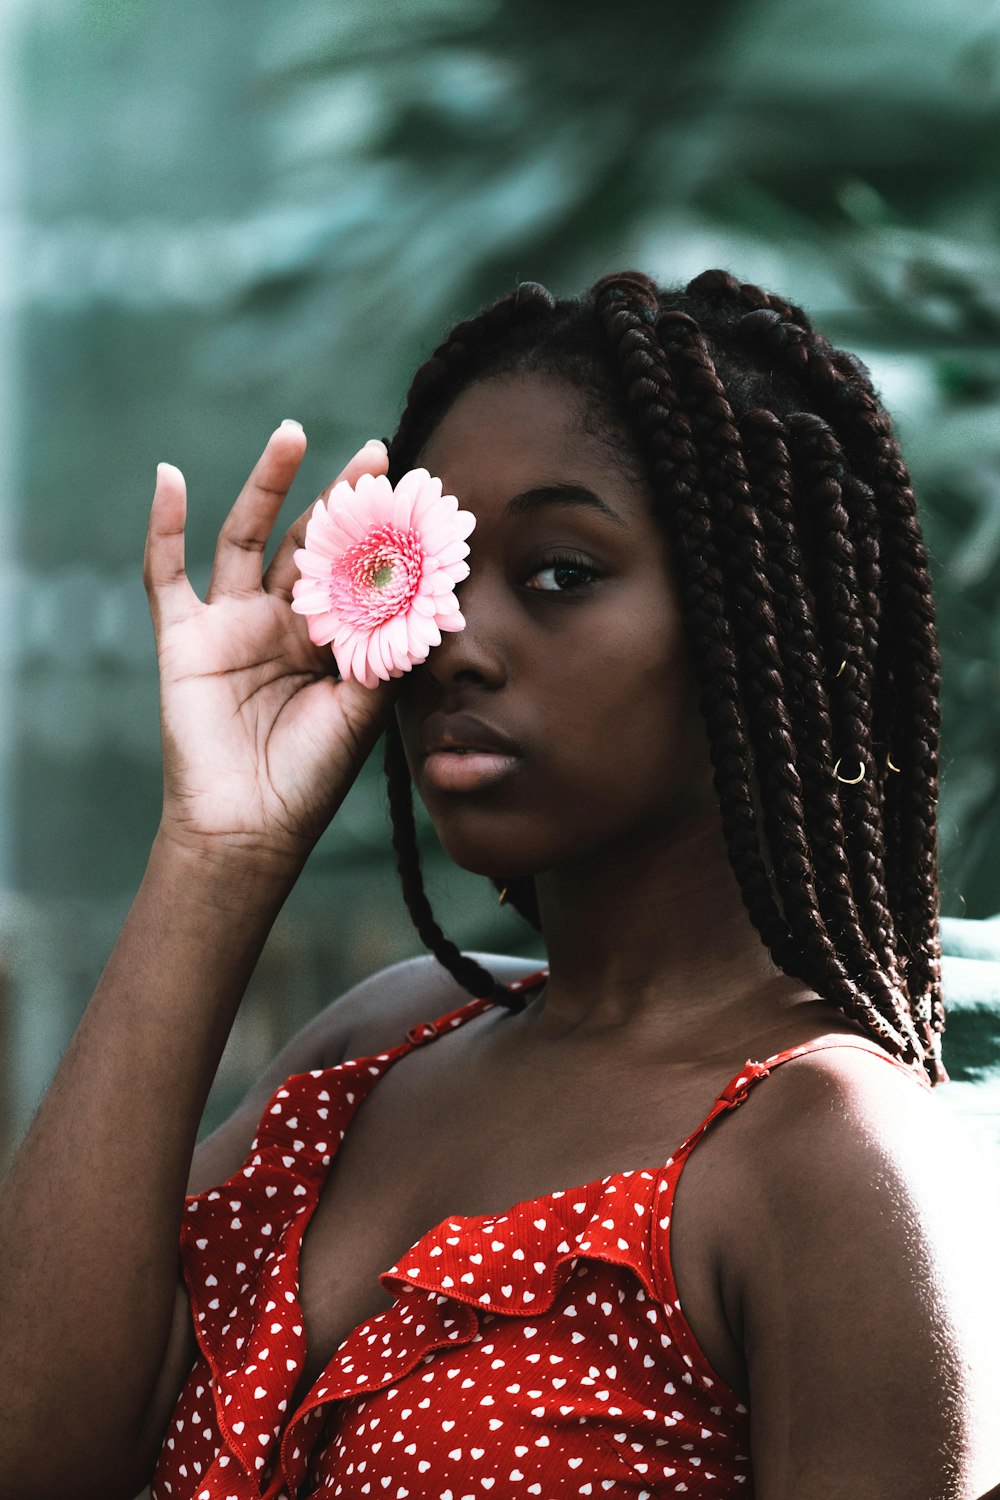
[1,0,1000,1166]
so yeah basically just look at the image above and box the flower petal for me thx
[307,611,341,647]
[353,471,394,523]
[413,497,459,539]
[410,591,439,617]
[326,489,374,544]
[432,539,472,567]
[293,551,338,581]
[396,468,436,507]
[408,614,442,651]
[333,639,353,680]
[292,464,477,688]
[367,629,392,681]
[290,586,334,614]
[385,610,410,670]
[347,633,369,685]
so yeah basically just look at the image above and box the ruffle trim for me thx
[176,972,780,1494]
[179,1049,398,1485]
[176,1060,744,1491]
[178,1105,678,1489]
[273,1168,670,1494]
[175,985,514,1493]
[380,1169,662,1314]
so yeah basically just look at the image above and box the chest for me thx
[290,1025,751,1409]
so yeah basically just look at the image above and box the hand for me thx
[144,424,404,867]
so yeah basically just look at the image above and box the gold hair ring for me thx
[834,757,866,783]
[835,659,847,677]
[886,755,901,773]
[498,886,509,906]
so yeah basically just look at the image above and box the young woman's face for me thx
[393,371,719,879]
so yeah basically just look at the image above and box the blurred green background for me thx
[2,0,1000,1167]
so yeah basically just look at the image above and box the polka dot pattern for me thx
[153,972,930,1499]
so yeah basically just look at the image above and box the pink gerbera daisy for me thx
[290,467,475,688]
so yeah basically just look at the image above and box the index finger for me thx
[205,421,309,603]
[263,437,391,603]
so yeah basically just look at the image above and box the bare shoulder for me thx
[729,1039,1000,1287]
[187,950,545,1195]
[723,1043,1000,1496]
[334,949,549,1062]
[734,1036,991,1183]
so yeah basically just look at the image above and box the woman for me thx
[1,269,998,1499]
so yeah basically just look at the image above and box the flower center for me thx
[329,523,424,627]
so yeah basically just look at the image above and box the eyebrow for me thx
[503,483,627,528]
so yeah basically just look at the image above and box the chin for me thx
[441,843,543,881]
[428,821,556,882]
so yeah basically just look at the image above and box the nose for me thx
[421,567,507,688]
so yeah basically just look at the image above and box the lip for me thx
[419,711,522,759]
[422,749,522,793]
[418,711,524,795]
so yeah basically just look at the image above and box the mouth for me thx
[416,709,524,791]
[421,747,522,793]
[418,710,522,761]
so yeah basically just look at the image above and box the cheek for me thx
[547,616,699,803]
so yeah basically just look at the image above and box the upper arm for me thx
[735,1054,1000,1499]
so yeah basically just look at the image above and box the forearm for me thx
[0,830,303,1482]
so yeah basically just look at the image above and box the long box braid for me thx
[379,268,947,1086]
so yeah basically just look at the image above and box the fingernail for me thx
[363,438,387,452]
[280,418,304,431]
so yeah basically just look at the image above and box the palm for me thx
[145,430,402,861]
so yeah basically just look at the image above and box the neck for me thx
[520,809,819,1060]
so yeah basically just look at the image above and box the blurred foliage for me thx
[9,0,1000,1078]
[939,1005,1000,1083]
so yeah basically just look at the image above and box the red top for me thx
[153,968,931,1500]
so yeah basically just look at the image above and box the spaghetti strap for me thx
[165,961,759,1499]
[674,1031,932,1160]
[722,1032,935,1104]
[397,965,550,1051]
[756,1032,933,1089]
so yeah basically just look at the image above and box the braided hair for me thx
[380,269,948,1087]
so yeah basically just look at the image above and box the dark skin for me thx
[397,371,841,1058]
[3,391,998,1499]
[348,371,995,1493]
[274,370,860,1412]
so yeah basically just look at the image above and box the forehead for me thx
[416,372,653,524]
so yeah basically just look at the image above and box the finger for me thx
[205,420,308,602]
[329,662,408,753]
[297,660,408,770]
[143,463,200,631]
[324,437,392,496]
[263,437,390,605]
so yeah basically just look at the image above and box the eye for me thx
[522,552,602,595]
